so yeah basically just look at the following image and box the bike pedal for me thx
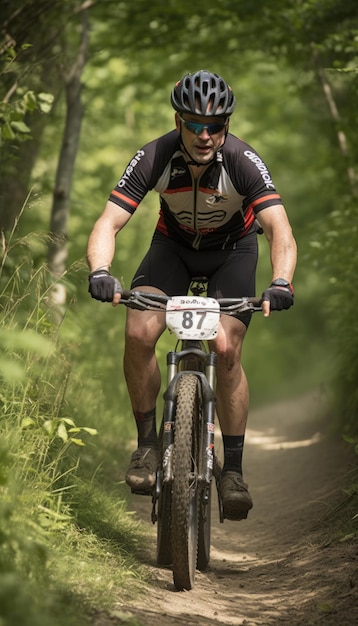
[130,488,153,496]
[223,511,248,521]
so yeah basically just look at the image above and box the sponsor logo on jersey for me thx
[244,150,275,190]
[206,191,229,205]
[117,150,145,187]
[171,166,186,179]
[176,208,226,230]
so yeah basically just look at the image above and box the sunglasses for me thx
[179,115,227,136]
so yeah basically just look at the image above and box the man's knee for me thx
[211,326,246,372]
[212,326,245,356]
[125,312,162,352]
[125,325,156,353]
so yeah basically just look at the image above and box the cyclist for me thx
[87,70,297,521]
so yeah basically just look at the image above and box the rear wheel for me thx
[171,374,200,591]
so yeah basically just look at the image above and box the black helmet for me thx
[171,70,236,117]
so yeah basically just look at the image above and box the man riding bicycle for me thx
[87,70,297,521]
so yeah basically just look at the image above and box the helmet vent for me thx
[171,70,236,117]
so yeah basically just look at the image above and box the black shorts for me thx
[131,230,258,327]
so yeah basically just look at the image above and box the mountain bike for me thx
[119,278,262,591]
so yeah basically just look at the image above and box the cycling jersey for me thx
[109,130,283,251]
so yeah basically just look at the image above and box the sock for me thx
[133,408,158,448]
[222,434,245,476]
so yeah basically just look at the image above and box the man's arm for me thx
[87,201,132,304]
[87,201,132,271]
[256,204,297,317]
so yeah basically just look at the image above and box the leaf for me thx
[57,421,68,442]
[38,92,54,103]
[61,417,76,427]
[21,417,36,429]
[81,427,98,436]
[70,438,86,446]
[23,91,38,112]
[10,121,31,133]
[2,122,15,140]
[343,435,355,444]
[37,92,54,113]
[43,419,57,437]
[6,46,16,59]
[69,426,97,436]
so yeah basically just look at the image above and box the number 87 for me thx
[182,311,206,329]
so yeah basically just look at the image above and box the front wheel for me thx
[171,374,201,591]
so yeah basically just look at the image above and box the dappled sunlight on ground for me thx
[246,428,322,450]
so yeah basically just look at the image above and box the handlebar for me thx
[118,289,262,315]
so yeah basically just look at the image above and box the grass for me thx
[0,234,148,626]
[315,463,358,544]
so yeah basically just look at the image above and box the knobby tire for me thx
[180,339,211,572]
[171,373,200,590]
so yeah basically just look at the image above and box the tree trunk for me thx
[48,9,89,311]
[313,57,357,197]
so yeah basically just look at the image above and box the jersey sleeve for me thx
[224,135,284,215]
[109,145,154,215]
[108,130,179,215]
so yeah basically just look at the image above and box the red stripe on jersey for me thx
[164,186,193,194]
[156,212,169,236]
[250,193,281,209]
[165,186,215,196]
[240,204,255,236]
[111,189,139,208]
[198,186,215,195]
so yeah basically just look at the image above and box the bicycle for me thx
[119,278,262,591]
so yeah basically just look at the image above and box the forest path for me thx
[101,391,357,626]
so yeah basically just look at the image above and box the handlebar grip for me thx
[118,288,132,300]
[249,297,263,307]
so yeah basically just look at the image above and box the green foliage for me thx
[312,197,358,435]
[0,237,146,625]
[0,40,54,143]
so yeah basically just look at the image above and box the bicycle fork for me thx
[151,347,217,523]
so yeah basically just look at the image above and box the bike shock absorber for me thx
[162,354,179,483]
[201,392,216,485]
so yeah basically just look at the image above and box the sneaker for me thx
[220,470,253,521]
[125,446,160,494]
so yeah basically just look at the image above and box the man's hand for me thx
[262,278,294,317]
[88,269,122,305]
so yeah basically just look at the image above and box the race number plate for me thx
[166,296,220,340]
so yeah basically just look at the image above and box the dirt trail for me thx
[107,391,357,626]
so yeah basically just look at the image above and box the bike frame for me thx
[119,279,262,590]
